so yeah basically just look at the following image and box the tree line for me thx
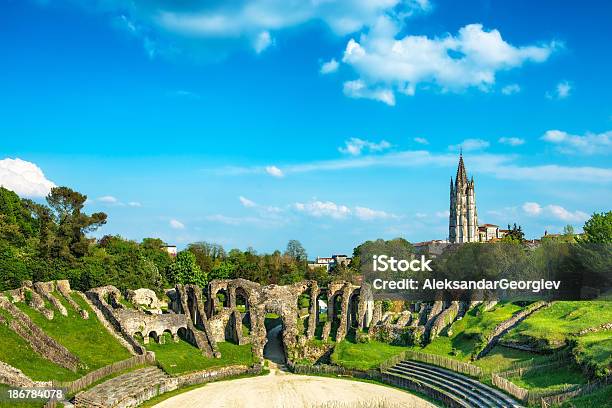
[1,185,609,296]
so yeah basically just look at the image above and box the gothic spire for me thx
[456,152,468,186]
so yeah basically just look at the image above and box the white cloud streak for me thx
[542,129,611,155]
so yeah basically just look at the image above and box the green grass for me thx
[473,345,552,373]
[507,364,586,392]
[331,340,406,371]
[15,292,131,373]
[573,331,612,377]
[559,384,612,408]
[145,334,256,375]
[504,301,612,349]
[0,316,79,381]
[421,302,523,360]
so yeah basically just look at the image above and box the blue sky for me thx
[1,0,611,257]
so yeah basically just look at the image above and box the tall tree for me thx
[45,187,107,259]
[285,239,307,262]
[166,250,208,288]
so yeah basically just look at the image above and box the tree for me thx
[166,250,208,287]
[501,223,525,243]
[285,240,307,262]
[45,187,107,259]
[580,211,612,244]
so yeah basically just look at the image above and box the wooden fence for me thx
[289,362,381,381]
[52,352,156,395]
[491,353,577,404]
[540,376,611,407]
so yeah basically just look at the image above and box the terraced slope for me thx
[383,360,522,408]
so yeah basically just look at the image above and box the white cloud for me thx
[98,195,119,204]
[541,129,611,155]
[501,84,521,95]
[294,201,351,219]
[449,139,490,152]
[498,137,525,146]
[320,58,339,74]
[239,196,257,208]
[522,202,542,216]
[0,158,56,198]
[338,138,391,156]
[546,80,572,99]
[214,149,612,183]
[340,21,558,104]
[435,210,450,218]
[414,137,429,145]
[85,0,430,59]
[354,206,397,220]
[522,202,588,222]
[169,219,185,229]
[254,31,273,53]
[343,79,395,105]
[128,201,142,207]
[294,200,398,221]
[265,165,284,178]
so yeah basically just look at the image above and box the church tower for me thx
[449,153,479,243]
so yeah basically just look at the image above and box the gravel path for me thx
[153,368,435,408]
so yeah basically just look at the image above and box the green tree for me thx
[167,250,208,287]
[580,211,612,243]
[46,187,107,259]
[285,239,307,262]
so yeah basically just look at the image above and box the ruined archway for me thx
[262,304,286,365]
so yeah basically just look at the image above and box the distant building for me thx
[307,254,352,271]
[477,224,508,242]
[449,153,479,243]
[161,245,177,257]
[448,154,510,243]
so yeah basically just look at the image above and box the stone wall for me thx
[56,280,89,319]
[0,296,80,371]
[33,282,67,317]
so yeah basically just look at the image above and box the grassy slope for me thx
[15,292,131,374]
[421,302,523,360]
[0,315,78,382]
[504,301,612,348]
[146,333,255,375]
[473,345,551,373]
[559,384,612,408]
[507,364,586,392]
[331,340,406,371]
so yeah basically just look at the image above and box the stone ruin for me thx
[80,279,376,363]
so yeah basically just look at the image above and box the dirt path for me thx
[263,324,285,367]
[153,368,434,408]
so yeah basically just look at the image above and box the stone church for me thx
[448,154,507,243]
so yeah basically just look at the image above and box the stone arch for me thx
[347,289,360,335]
[148,330,160,344]
[235,287,251,335]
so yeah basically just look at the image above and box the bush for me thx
[356,331,370,344]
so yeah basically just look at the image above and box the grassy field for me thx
[16,292,131,372]
[0,315,78,381]
[507,364,586,392]
[573,331,612,377]
[421,302,523,360]
[472,345,552,373]
[331,340,406,371]
[145,333,255,375]
[503,301,612,349]
[559,384,612,408]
